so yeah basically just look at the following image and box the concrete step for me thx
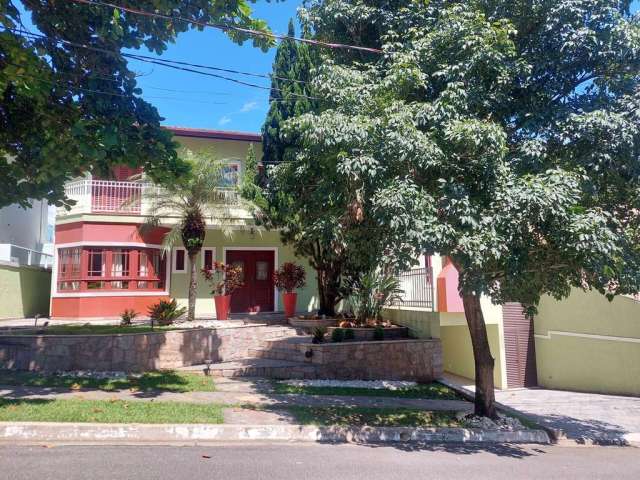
[247,347,307,362]
[180,359,318,379]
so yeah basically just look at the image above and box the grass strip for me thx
[272,382,463,401]
[0,398,224,424]
[0,370,214,393]
[246,405,463,428]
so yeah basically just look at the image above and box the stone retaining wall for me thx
[0,325,293,373]
[307,339,442,382]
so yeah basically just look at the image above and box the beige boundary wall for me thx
[535,289,640,396]
[0,262,51,320]
[384,297,508,389]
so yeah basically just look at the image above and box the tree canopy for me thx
[285,0,640,416]
[0,0,271,208]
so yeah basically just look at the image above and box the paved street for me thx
[1,443,638,479]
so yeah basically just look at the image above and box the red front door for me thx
[226,250,275,313]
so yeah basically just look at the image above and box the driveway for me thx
[442,373,640,444]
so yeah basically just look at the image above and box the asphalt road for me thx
[1,443,639,479]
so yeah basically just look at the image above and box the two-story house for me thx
[50,127,317,319]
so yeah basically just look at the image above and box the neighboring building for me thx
[50,127,317,319]
[387,255,640,396]
[0,200,54,319]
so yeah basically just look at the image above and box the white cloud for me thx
[218,115,231,126]
[240,101,258,113]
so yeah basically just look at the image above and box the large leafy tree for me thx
[290,0,640,417]
[0,0,270,208]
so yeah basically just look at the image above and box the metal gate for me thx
[502,303,538,388]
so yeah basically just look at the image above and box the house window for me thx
[56,246,165,292]
[220,162,240,187]
[202,248,215,270]
[173,247,186,273]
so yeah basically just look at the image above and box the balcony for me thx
[58,179,251,223]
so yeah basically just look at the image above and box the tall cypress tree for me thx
[261,19,317,164]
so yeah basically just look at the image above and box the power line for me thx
[70,0,383,54]
[5,28,319,101]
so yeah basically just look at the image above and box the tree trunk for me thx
[316,268,339,317]
[187,252,198,322]
[461,291,497,418]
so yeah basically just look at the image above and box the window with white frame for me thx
[220,161,241,187]
[173,247,187,273]
[201,247,216,270]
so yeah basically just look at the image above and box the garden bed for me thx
[326,325,409,341]
[288,316,338,330]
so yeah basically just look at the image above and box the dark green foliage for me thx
[0,1,271,208]
[181,207,206,256]
[373,326,384,342]
[331,327,345,343]
[119,309,138,327]
[261,19,317,166]
[147,299,186,326]
[312,326,326,344]
[344,328,355,341]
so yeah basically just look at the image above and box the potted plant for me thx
[202,261,243,320]
[273,262,306,318]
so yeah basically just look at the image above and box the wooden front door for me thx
[226,250,275,313]
[503,303,538,388]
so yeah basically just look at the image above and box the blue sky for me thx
[127,1,302,133]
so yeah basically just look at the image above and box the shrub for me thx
[147,299,187,326]
[202,261,243,296]
[373,325,385,341]
[331,327,345,343]
[120,309,138,327]
[347,269,403,326]
[273,262,306,293]
[344,328,355,341]
[312,327,326,344]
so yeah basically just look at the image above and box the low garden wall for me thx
[306,339,443,382]
[0,325,291,373]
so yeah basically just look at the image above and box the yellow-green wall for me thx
[169,230,318,316]
[384,304,508,389]
[535,289,640,396]
[0,263,51,319]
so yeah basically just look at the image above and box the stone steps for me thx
[248,336,315,363]
[180,358,319,379]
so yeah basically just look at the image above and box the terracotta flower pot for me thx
[282,292,298,318]
[214,294,231,320]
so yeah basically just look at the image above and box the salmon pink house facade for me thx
[50,127,318,319]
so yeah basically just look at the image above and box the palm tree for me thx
[141,148,241,322]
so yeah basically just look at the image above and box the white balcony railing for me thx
[59,179,157,217]
[58,179,252,222]
[0,244,53,269]
[391,267,435,310]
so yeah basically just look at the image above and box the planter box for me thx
[326,326,409,341]
[288,317,338,331]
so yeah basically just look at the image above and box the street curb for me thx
[437,378,640,448]
[0,422,550,445]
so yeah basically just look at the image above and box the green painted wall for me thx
[383,306,507,389]
[169,230,318,316]
[0,263,51,319]
[535,290,640,396]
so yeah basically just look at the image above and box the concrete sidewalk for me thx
[442,373,640,445]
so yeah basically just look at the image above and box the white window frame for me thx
[220,160,242,188]
[201,247,216,269]
[173,247,187,273]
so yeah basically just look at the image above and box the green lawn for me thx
[0,370,215,393]
[4,325,184,335]
[0,398,224,424]
[254,405,462,427]
[272,381,462,400]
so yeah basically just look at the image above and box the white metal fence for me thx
[391,267,435,310]
[0,244,53,269]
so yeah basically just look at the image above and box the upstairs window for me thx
[220,162,240,187]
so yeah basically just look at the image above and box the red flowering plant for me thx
[202,261,243,296]
[273,262,306,293]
